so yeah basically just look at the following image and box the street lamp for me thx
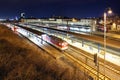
[103,7,112,79]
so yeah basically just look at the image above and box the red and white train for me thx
[42,34,68,50]
[4,23,18,33]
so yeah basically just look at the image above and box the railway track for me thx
[5,24,120,80]
[63,51,111,80]
[65,47,120,80]
[68,46,120,75]
[18,25,120,80]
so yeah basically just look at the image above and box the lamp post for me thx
[103,8,112,80]
[103,12,107,80]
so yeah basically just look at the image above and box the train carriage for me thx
[42,34,68,50]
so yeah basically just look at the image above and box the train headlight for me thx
[62,43,65,46]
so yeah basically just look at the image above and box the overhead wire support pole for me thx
[103,12,107,80]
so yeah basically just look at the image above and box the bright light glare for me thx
[108,9,112,14]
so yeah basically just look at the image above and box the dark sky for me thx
[0,0,120,18]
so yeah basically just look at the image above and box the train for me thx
[4,23,19,33]
[41,34,68,50]
[5,23,68,50]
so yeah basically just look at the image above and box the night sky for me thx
[0,0,120,18]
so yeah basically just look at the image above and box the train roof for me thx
[43,34,66,42]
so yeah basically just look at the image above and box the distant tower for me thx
[15,16,18,20]
[21,13,25,18]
